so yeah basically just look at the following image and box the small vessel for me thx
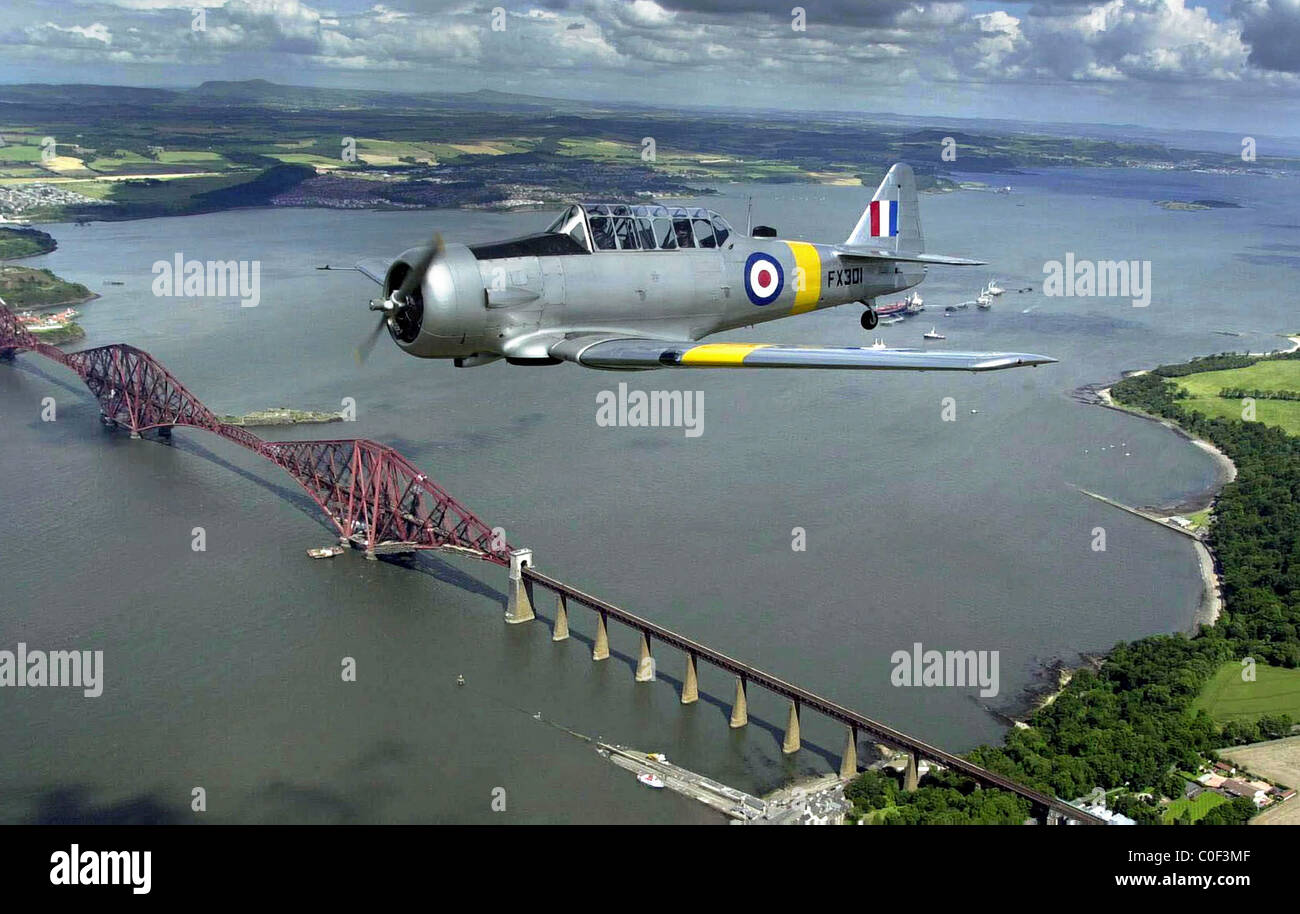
[307,545,344,559]
[879,315,904,325]
[923,327,945,340]
[945,301,972,312]
[456,674,466,687]
[869,337,887,349]
[637,773,665,789]
[976,292,992,310]
[985,279,1005,296]
[875,290,924,319]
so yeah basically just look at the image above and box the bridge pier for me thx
[505,548,535,624]
[904,751,920,792]
[782,700,801,754]
[592,611,610,661]
[552,593,569,641]
[635,632,655,681]
[681,652,699,704]
[729,676,748,728]
[840,725,859,779]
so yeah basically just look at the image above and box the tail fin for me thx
[846,163,922,254]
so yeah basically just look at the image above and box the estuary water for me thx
[2,164,1297,823]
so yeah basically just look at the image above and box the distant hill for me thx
[0,83,179,106]
[0,79,607,116]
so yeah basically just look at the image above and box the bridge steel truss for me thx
[0,303,510,565]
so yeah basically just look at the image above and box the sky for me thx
[1,0,1298,136]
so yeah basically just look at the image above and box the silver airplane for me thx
[347,163,1054,372]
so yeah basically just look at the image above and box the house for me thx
[1198,773,1226,788]
[1213,762,1234,774]
[1074,802,1136,825]
[1222,779,1268,804]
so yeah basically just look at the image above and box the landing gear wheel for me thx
[860,308,879,331]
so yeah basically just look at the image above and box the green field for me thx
[1174,357,1300,436]
[1163,788,1228,824]
[1192,661,1300,724]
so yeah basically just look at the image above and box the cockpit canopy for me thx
[546,203,734,253]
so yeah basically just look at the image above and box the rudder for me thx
[846,163,922,254]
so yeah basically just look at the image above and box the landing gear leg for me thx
[860,307,879,331]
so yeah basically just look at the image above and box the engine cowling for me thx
[383,242,486,358]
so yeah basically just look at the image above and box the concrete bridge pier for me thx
[635,632,655,681]
[681,652,699,704]
[840,725,859,779]
[505,548,535,624]
[592,611,610,661]
[782,700,802,754]
[729,676,748,728]
[552,593,569,641]
[904,751,920,792]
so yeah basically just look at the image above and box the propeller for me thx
[354,232,442,366]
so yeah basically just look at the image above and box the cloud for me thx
[1233,0,1300,72]
[0,0,1295,128]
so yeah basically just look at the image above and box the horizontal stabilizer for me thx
[834,245,986,266]
[550,336,1055,372]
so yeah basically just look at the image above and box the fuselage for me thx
[383,203,925,363]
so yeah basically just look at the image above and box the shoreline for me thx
[1003,335,1295,721]
[1090,382,1233,631]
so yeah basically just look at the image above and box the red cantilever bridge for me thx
[0,301,1102,824]
[0,303,512,565]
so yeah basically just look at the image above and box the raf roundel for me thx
[744,252,784,306]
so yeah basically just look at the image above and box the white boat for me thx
[637,772,665,789]
[923,327,945,340]
[879,315,905,325]
[976,292,992,310]
[985,279,1005,296]
[307,545,345,559]
[869,337,887,349]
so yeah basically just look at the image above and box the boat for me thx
[869,337,887,349]
[976,292,992,310]
[456,674,466,687]
[307,545,345,559]
[944,301,972,312]
[923,327,945,340]
[985,279,1005,296]
[875,290,924,319]
[637,773,665,789]
[879,315,904,325]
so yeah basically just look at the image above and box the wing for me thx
[356,259,389,285]
[549,336,1055,372]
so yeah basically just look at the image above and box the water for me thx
[2,165,1297,823]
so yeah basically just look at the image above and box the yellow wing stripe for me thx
[679,343,772,366]
[785,241,822,315]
